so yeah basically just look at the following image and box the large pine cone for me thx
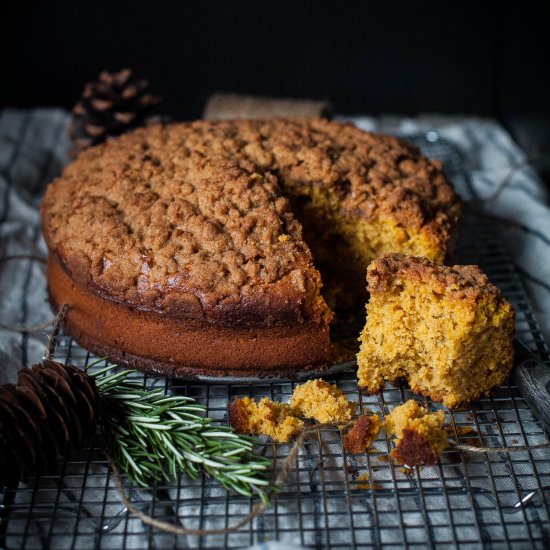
[68,68,161,158]
[0,360,98,489]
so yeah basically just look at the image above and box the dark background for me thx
[3,1,550,184]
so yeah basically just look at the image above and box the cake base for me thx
[48,257,332,379]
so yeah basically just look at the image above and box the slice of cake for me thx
[385,400,448,466]
[229,396,303,443]
[290,379,356,423]
[342,414,383,453]
[357,254,515,408]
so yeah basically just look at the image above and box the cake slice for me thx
[357,254,515,407]
[385,400,448,466]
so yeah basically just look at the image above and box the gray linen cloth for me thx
[1,109,549,550]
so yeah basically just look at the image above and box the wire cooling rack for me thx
[1,135,549,550]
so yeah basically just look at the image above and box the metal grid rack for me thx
[1,137,549,549]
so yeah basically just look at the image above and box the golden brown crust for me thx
[228,396,303,443]
[42,153,328,328]
[342,414,383,454]
[367,253,506,302]
[42,119,460,328]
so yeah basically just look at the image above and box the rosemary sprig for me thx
[89,365,273,503]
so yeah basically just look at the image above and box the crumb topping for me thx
[367,253,505,302]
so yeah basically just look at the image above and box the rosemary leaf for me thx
[90,365,273,500]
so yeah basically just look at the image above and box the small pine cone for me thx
[68,68,161,158]
[0,361,98,489]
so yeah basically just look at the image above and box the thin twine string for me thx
[44,303,69,360]
[105,428,310,536]
[449,440,550,453]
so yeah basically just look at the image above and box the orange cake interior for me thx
[342,414,383,454]
[357,254,515,407]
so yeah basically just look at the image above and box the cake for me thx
[42,119,461,378]
[385,400,448,466]
[357,254,515,407]
[229,396,303,443]
[289,379,356,423]
[342,414,383,453]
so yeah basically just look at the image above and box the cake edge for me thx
[48,256,332,379]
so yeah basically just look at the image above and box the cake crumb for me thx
[454,426,477,437]
[343,414,383,453]
[385,400,448,466]
[355,473,371,489]
[229,396,303,443]
[229,378,356,442]
[290,379,356,423]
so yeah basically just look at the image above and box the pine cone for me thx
[68,68,161,158]
[0,360,98,489]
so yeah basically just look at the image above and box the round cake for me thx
[41,118,461,378]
